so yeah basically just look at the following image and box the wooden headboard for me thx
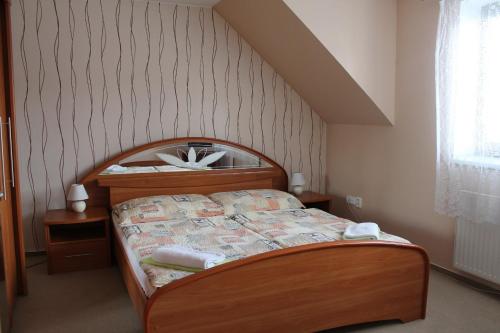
[80,137,288,207]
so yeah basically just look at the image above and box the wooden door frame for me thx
[1,0,27,295]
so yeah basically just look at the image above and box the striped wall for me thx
[11,0,327,251]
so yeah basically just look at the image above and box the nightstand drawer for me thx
[48,240,110,274]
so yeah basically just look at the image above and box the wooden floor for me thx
[12,256,500,333]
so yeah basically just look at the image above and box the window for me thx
[435,0,500,219]
[452,1,500,163]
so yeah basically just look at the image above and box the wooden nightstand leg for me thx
[44,225,53,274]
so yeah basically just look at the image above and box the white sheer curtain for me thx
[436,0,500,224]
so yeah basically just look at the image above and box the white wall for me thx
[327,0,456,269]
[284,0,397,124]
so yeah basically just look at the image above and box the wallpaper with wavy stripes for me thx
[11,0,327,251]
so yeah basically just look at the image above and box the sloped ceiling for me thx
[215,0,394,125]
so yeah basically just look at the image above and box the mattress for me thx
[114,219,157,297]
[114,208,409,294]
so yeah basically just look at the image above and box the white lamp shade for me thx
[67,184,89,201]
[290,173,305,186]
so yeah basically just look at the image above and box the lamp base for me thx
[71,201,87,213]
[292,185,304,196]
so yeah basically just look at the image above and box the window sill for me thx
[453,155,500,170]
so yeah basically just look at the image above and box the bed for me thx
[80,137,429,333]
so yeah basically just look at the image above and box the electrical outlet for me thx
[346,195,363,209]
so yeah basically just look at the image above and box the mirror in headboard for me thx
[99,141,271,175]
[81,138,288,207]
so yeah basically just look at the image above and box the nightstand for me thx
[295,191,333,212]
[44,207,111,274]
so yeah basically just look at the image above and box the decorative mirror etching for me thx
[100,142,271,174]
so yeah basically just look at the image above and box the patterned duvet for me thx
[118,216,281,288]
[230,208,409,247]
[115,208,409,290]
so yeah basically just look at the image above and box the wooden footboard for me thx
[145,241,429,333]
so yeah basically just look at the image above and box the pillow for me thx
[113,194,225,225]
[208,189,304,215]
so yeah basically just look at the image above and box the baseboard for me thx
[431,263,500,293]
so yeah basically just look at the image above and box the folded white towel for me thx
[106,164,128,172]
[151,245,225,269]
[343,222,380,240]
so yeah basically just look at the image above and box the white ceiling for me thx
[158,0,220,7]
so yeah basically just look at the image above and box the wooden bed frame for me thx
[80,137,429,333]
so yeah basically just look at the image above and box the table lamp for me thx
[291,173,305,195]
[68,184,89,213]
